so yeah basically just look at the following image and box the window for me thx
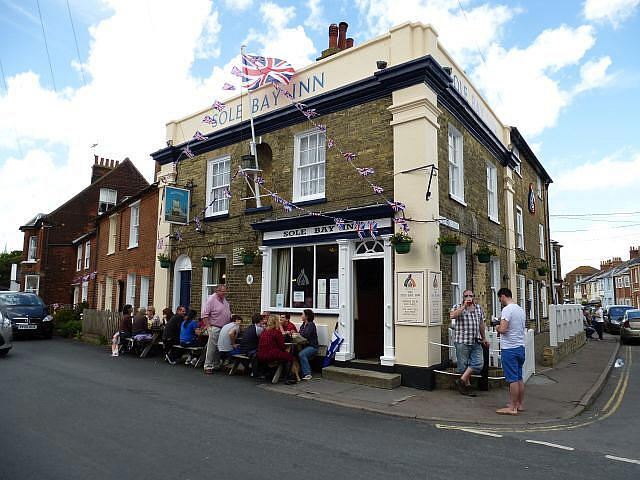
[24,275,39,294]
[294,130,326,202]
[76,245,83,271]
[28,236,38,261]
[84,241,90,269]
[203,258,226,301]
[487,163,498,222]
[129,202,140,248]
[81,281,88,302]
[450,247,467,306]
[551,249,557,280]
[206,156,231,216]
[516,206,524,249]
[139,276,150,309]
[73,286,80,305]
[539,224,545,260]
[528,280,535,320]
[97,281,104,310]
[105,276,113,311]
[625,298,632,306]
[490,258,501,319]
[540,283,548,317]
[625,276,630,287]
[126,273,136,306]
[108,215,117,254]
[512,146,521,176]
[517,274,526,310]
[269,244,338,310]
[448,125,464,203]
[537,177,543,199]
[99,188,117,214]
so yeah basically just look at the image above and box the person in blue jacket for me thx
[180,309,205,365]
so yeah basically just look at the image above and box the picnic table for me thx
[140,326,164,358]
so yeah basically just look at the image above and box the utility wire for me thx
[36,0,57,93]
[66,0,86,87]
[551,211,640,217]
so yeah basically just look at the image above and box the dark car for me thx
[0,292,53,339]
[604,305,634,334]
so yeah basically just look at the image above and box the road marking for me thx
[605,455,640,465]
[602,346,630,411]
[525,440,574,451]
[435,424,503,437]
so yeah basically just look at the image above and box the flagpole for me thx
[241,45,262,208]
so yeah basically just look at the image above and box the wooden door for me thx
[354,258,384,360]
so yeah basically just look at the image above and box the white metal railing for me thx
[549,304,582,347]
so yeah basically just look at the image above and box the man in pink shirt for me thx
[202,284,231,373]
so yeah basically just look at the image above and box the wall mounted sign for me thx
[528,183,536,214]
[246,274,253,285]
[428,271,443,326]
[395,271,425,325]
[164,186,190,225]
[438,217,460,231]
[263,218,392,241]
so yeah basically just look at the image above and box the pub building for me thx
[150,21,552,389]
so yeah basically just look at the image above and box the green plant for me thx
[474,245,497,257]
[54,308,80,325]
[59,320,82,338]
[537,265,549,276]
[201,255,215,262]
[240,247,260,257]
[98,335,109,346]
[390,232,413,244]
[437,235,461,246]
[157,253,170,262]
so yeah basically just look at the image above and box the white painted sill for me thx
[449,194,467,207]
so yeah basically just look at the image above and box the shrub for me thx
[54,308,80,324]
[59,320,82,338]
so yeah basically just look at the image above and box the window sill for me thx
[449,194,467,207]
[107,251,115,256]
[21,260,37,264]
[245,206,273,215]
[268,307,339,315]
[127,244,139,250]
[488,216,500,225]
[293,198,326,208]
[203,213,230,222]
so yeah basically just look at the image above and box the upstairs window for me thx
[206,156,231,216]
[76,245,83,271]
[129,202,140,248]
[539,224,545,260]
[516,206,524,250]
[293,130,326,202]
[537,177,543,199]
[84,241,90,269]
[448,125,464,203]
[28,236,37,261]
[99,188,117,214]
[512,146,521,176]
[108,215,117,254]
[487,163,498,222]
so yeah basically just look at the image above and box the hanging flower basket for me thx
[395,241,412,254]
[474,246,496,264]
[158,254,171,269]
[476,253,491,263]
[437,235,461,256]
[242,254,255,265]
[537,266,549,277]
[390,232,413,254]
[202,256,214,268]
[517,260,529,270]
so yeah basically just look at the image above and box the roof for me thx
[565,265,599,277]
[19,213,47,230]
[71,230,96,245]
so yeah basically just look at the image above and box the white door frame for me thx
[172,254,192,311]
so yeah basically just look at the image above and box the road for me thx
[1,338,638,479]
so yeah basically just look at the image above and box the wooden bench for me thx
[228,353,251,376]
[166,344,206,368]
[292,322,329,369]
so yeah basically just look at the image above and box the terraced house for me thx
[150,22,552,388]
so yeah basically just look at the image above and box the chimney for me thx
[630,246,639,259]
[346,38,354,49]
[317,22,354,60]
[337,22,348,50]
[329,23,338,49]
[91,156,119,184]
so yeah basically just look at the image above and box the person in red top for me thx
[258,315,294,364]
[279,313,298,335]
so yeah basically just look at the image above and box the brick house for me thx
[629,247,640,308]
[18,157,148,306]
[150,22,552,388]
[564,265,599,303]
[92,183,158,312]
[550,240,563,303]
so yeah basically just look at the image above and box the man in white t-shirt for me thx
[495,288,526,415]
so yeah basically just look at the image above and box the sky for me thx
[1,0,639,275]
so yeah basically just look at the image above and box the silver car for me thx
[0,307,12,356]
[620,309,640,344]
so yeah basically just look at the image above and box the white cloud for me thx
[574,56,615,93]
[584,0,640,27]
[304,0,325,32]
[223,0,253,12]
[553,150,640,192]
[196,10,222,59]
[260,2,296,30]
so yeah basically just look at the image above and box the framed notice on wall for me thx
[428,270,443,325]
[395,271,425,325]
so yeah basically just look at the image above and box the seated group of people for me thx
[112,304,170,356]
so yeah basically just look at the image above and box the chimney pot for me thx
[109,159,114,168]
[328,24,338,49]
[346,38,354,49]
[94,155,98,164]
[338,22,348,50]
[115,160,120,166]
[100,157,104,166]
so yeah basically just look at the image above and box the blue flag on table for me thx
[322,323,344,368]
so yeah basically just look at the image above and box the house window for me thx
[293,130,326,202]
[126,273,136,306]
[625,276,630,288]
[203,258,226,302]
[129,202,140,248]
[84,241,90,269]
[99,188,117,214]
[512,146,521,176]
[269,244,338,310]
[551,250,557,280]
[28,236,38,261]
[540,283,548,317]
[490,258,501,319]
[537,177,543,199]
[206,156,231,216]
[539,224,545,260]
[450,247,467,307]
[139,276,150,309]
[487,163,498,222]
[81,281,88,302]
[448,125,464,203]
[517,274,526,311]
[625,298,632,306]
[24,275,39,294]
[105,276,113,311]
[76,245,83,271]
[528,280,535,320]
[516,206,524,249]
[108,215,117,254]
[73,286,80,305]
[97,281,104,310]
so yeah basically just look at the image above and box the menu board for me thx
[395,271,425,325]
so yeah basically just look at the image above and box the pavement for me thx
[264,334,621,426]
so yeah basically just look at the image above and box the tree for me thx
[0,250,22,290]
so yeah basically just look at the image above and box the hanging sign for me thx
[164,186,190,224]
[528,183,536,214]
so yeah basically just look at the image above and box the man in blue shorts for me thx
[496,288,526,415]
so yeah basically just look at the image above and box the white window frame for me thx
[516,206,524,250]
[448,125,465,204]
[537,177,543,199]
[293,129,326,203]
[490,258,501,319]
[126,273,136,306]
[539,224,545,260]
[451,247,467,307]
[24,275,39,294]
[551,249,557,280]
[84,241,90,270]
[108,214,117,254]
[201,257,227,307]
[512,146,521,176]
[81,281,88,302]
[528,280,535,320]
[625,275,630,287]
[540,282,548,317]
[105,276,113,311]
[128,201,140,248]
[73,286,80,305]
[139,276,150,309]
[28,236,38,261]
[517,274,526,310]
[97,281,104,310]
[487,163,499,222]
[206,155,231,217]
[76,245,83,271]
[99,188,117,214]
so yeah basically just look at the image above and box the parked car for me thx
[620,309,640,344]
[0,307,12,356]
[0,292,53,339]
[604,305,634,334]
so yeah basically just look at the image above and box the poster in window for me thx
[395,271,425,325]
[428,271,442,325]
[164,186,190,224]
[275,293,285,308]
[317,278,326,294]
[329,293,339,309]
[329,278,339,294]
[293,291,305,303]
[317,293,327,309]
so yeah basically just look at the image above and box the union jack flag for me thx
[222,83,236,91]
[193,130,207,141]
[241,54,295,91]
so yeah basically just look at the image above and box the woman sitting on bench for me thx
[180,309,205,366]
[257,315,295,381]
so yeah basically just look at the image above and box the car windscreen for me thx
[0,294,44,307]
[610,307,632,317]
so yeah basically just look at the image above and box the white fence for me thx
[549,304,583,347]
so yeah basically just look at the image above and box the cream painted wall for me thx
[152,163,176,311]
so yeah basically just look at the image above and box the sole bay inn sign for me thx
[262,217,392,241]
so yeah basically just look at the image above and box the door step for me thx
[322,366,401,389]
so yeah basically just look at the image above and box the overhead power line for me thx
[551,211,640,217]
[66,0,86,87]
[36,0,57,93]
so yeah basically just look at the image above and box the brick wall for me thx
[171,97,394,320]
